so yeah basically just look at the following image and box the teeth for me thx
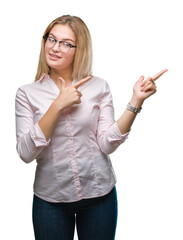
[50,54,60,58]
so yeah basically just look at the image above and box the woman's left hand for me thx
[132,69,168,103]
[117,69,168,135]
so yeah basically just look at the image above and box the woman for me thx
[15,15,167,240]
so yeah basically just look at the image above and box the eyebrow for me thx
[49,33,75,44]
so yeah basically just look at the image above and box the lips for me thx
[49,53,61,60]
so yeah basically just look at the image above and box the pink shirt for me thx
[15,75,129,202]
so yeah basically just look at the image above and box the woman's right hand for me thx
[55,76,91,110]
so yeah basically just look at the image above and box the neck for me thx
[50,68,73,85]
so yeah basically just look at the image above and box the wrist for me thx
[130,95,144,109]
[127,102,142,113]
[52,99,65,113]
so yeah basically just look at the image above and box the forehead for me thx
[50,24,76,41]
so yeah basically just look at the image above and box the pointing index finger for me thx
[152,69,168,81]
[74,76,92,89]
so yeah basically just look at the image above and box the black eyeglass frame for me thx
[43,34,77,50]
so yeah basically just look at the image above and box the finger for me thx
[78,91,82,97]
[141,78,155,91]
[141,83,157,93]
[74,76,92,89]
[74,90,82,97]
[59,77,66,89]
[152,69,168,81]
[138,75,145,84]
[75,99,81,104]
[150,80,156,85]
[141,76,152,87]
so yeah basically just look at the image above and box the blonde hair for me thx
[35,15,93,81]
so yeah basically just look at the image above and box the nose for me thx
[52,42,60,52]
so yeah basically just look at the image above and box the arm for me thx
[117,69,168,134]
[15,88,50,163]
[38,76,91,141]
[97,69,168,155]
[97,81,130,155]
[16,76,91,163]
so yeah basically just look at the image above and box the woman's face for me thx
[44,24,76,74]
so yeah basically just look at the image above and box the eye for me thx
[48,37,56,43]
[62,42,71,47]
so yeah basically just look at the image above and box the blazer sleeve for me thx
[15,87,50,163]
[97,80,129,155]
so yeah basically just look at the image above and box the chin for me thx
[46,57,74,72]
[46,59,62,69]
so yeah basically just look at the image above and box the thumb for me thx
[138,75,144,83]
[138,75,145,87]
[58,77,66,90]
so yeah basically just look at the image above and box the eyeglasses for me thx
[43,35,77,53]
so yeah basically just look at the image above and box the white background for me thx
[1,0,183,239]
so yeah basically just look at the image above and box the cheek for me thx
[68,50,76,61]
[44,46,50,62]
[44,45,49,54]
[64,51,76,65]
[44,46,76,68]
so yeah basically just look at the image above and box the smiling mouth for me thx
[49,53,61,59]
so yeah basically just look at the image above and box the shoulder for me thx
[89,76,111,90]
[16,77,49,98]
[90,76,112,94]
[17,79,45,92]
[91,76,108,84]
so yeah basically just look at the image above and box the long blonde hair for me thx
[35,15,93,81]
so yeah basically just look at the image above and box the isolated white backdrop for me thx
[0,0,182,239]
